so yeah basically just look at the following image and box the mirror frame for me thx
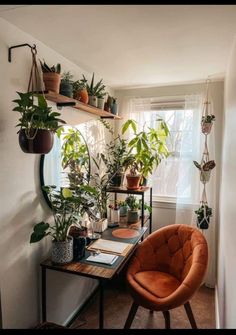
[39,127,91,209]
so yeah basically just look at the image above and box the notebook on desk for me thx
[86,253,119,266]
[87,238,133,256]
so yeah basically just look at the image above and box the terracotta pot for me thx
[126,174,141,190]
[75,89,89,104]
[19,128,54,154]
[43,72,61,93]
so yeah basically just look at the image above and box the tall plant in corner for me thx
[13,92,66,154]
[122,118,170,188]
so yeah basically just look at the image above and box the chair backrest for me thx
[140,224,208,282]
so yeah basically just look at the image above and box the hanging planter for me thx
[195,204,212,230]
[12,47,66,154]
[193,160,216,184]
[201,115,215,135]
[19,128,54,154]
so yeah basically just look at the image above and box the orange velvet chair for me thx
[124,224,208,329]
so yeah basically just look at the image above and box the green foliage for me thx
[59,128,90,187]
[72,77,88,97]
[202,114,215,123]
[61,71,73,83]
[83,73,106,97]
[195,204,212,229]
[40,60,61,74]
[193,160,216,171]
[121,118,170,178]
[13,92,66,134]
[125,195,140,211]
[30,185,96,243]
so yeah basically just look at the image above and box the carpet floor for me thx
[69,276,215,329]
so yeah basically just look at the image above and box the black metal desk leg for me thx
[99,280,104,329]
[42,267,46,322]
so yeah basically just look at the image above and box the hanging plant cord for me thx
[24,45,46,140]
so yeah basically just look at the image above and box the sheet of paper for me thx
[86,253,118,265]
[88,238,130,254]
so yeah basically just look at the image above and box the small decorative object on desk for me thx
[93,218,108,233]
[109,201,120,223]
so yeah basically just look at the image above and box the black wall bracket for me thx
[8,43,36,62]
[56,102,76,110]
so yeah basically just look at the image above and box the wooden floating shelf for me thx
[44,91,122,120]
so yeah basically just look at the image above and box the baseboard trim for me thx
[215,285,220,329]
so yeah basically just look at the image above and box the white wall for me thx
[0,17,114,328]
[115,81,224,232]
[217,36,236,329]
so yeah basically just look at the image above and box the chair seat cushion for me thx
[134,271,180,299]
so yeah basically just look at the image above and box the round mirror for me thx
[40,125,91,208]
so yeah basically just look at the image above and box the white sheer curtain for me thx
[175,93,216,288]
[118,93,216,287]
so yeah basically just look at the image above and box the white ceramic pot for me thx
[97,97,105,110]
[51,236,73,264]
[89,95,98,107]
[93,218,108,233]
[110,209,120,223]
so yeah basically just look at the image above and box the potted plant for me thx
[40,60,61,94]
[59,127,90,188]
[118,200,128,217]
[73,77,89,104]
[60,71,74,98]
[30,184,96,264]
[195,204,212,229]
[83,73,106,108]
[201,114,215,134]
[193,160,216,183]
[126,195,140,223]
[125,158,141,190]
[13,92,66,154]
[97,91,107,110]
[122,118,170,186]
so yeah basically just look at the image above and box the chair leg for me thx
[124,302,139,329]
[184,302,197,329]
[162,310,170,329]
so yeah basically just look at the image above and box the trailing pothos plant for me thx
[30,184,97,243]
[121,118,170,180]
[13,92,66,139]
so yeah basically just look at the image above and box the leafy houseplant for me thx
[122,118,170,188]
[13,92,66,154]
[201,114,215,135]
[126,195,140,223]
[40,60,61,94]
[30,185,96,264]
[59,127,90,188]
[193,160,216,183]
[195,204,212,229]
[118,200,128,217]
[83,73,106,108]
[60,71,74,98]
[73,77,89,104]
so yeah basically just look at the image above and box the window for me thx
[129,97,199,201]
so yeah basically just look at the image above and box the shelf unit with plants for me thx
[105,186,153,235]
[43,90,122,120]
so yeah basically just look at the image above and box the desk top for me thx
[40,226,147,280]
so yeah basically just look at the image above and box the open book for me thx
[86,253,118,265]
[87,238,133,256]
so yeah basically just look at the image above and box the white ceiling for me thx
[1,5,236,89]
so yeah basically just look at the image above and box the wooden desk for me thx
[40,225,147,329]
